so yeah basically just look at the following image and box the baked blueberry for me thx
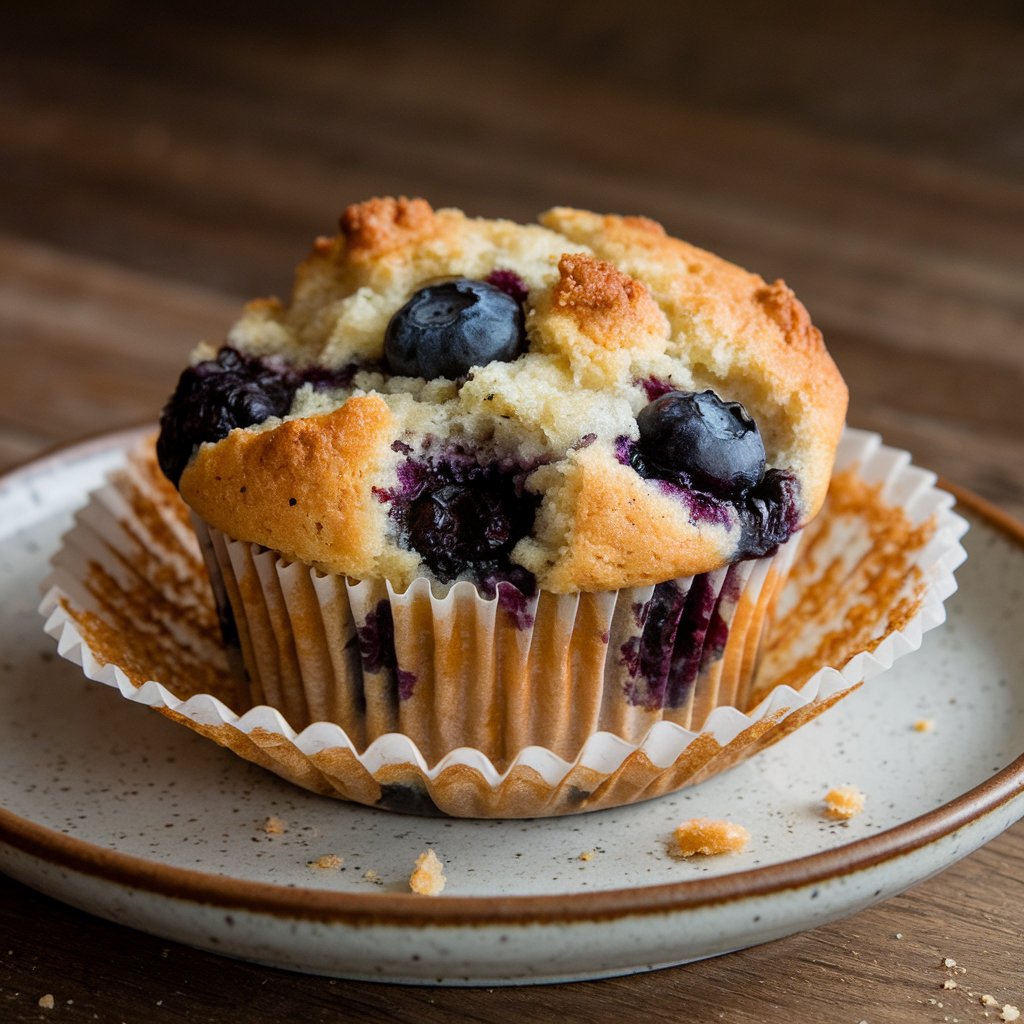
[156,347,297,485]
[737,468,800,558]
[635,390,766,498]
[484,268,530,304]
[384,279,525,380]
[408,480,525,583]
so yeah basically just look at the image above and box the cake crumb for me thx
[579,850,595,862]
[1001,1006,1020,1022]
[982,995,1000,1007]
[262,816,286,835]
[672,819,750,858]
[823,785,865,820]
[895,933,903,939]
[307,854,344,870]
[38,994,55,1010]
[364,869,383,885]
[943,980,958,990]
[914,718,935,732]
[943,957,958,968]
[409,849,446,896]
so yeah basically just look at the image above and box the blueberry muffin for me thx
[155,197,848,767]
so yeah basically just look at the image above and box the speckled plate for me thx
[1,430,1023,986]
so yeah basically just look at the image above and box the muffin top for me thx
[158,197,848,594]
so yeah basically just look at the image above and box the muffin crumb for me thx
[262,815,286,834]
[1002,1006,1020,1023]
[914,718,935,732]
[982,995,1001,1007]
[943,979,958,990]
[364,869,383,885]
[579,850,595,862]
[823,785,865,820]
[409,849,446,895]
[671,819,749,858]
[38,994,55,1010]
[308,854,344,870]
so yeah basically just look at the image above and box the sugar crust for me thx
[179,197,848,592]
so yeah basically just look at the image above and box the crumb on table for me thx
[672,818,750,858]
[38,994,55,1010]
[982,995,1001,1007]
[409,849,446,896]
[823,785,865,820]
[307,854,344,870]
[1002,1005,1020,1022]
[262,816,286,835]
[914,718,935,732]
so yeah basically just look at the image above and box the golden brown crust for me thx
[519,448,729,593]
[754,278,824,354]
[180,396,394,577]
[549,252,668,353]
[339,196,437,262]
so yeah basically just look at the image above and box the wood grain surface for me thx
[1,3,1022,1021]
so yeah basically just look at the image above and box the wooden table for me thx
[2,4,1022,1021]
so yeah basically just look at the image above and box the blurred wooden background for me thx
[1,2,1022,1021]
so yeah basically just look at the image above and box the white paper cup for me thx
[41,428,968,818]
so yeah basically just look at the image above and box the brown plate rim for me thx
[1,428,1022,928]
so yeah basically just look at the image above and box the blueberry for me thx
[156,347,298,485]
[408,481,524,582]
[384,279,524,380]
[484,268,530,304]
[736,468,800,558]
[635,390,766,498]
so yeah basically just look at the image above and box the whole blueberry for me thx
[384,279,524,380]
[636,390,766,497]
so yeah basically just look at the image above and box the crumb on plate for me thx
[409,849,446,896]
[672,818,750,858]
[823,785,865,820]
[914,718,935,732]
[262,816,286,835]
[308,854,344,870]
[364,869,383,885]
[579,850,595,862]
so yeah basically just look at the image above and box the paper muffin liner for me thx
[194,517,798,770]
[41,428,968,818]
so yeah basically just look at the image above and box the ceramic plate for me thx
[1,430,1022,986]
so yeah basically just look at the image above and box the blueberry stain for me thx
[357,600,417,701]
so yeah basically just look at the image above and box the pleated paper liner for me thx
[195,521,798,769]
[40,429,968,818]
